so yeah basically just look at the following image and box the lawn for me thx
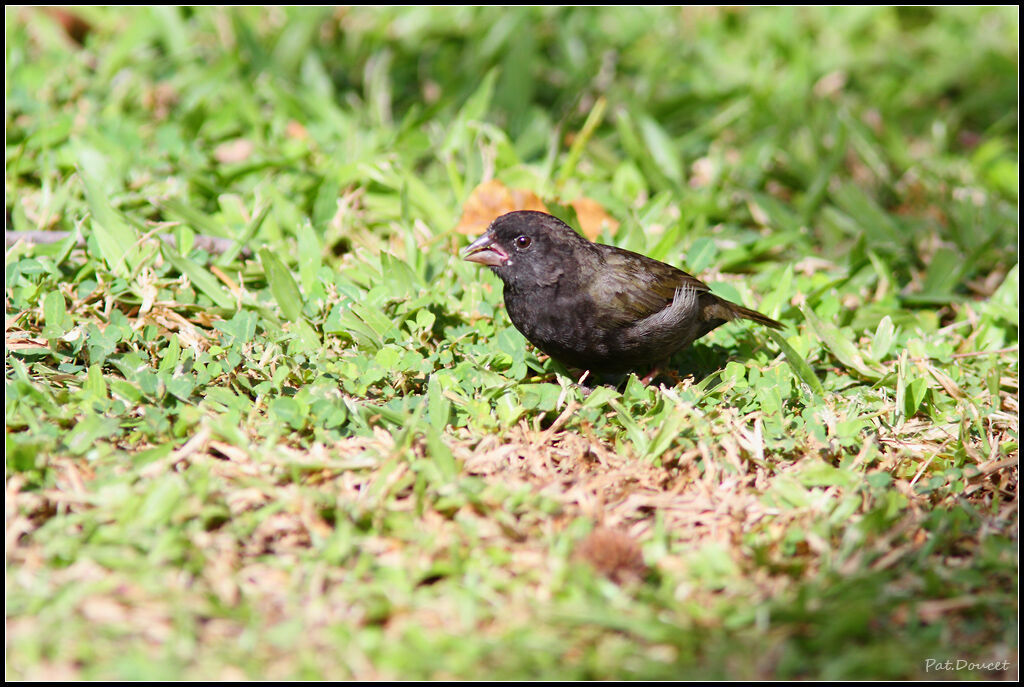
[5,6,1018,680]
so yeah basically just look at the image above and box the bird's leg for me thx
[638,368,660,386]
[638,361,683,387]
[570,369,596,397]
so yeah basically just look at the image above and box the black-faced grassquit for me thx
[462,210,781,375]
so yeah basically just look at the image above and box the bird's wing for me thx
[587,246,711,328]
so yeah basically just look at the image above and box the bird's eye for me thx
[514,235,532,250]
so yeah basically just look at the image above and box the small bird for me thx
[462,210,781,377]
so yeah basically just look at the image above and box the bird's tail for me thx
[705,298,783,330]
[728,301,783,329]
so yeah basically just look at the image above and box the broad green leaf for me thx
[42,291,70,338]
[162,244,236,310]
[639,114,684,188]
[869,315,896,363]
[558,96,607,182]
[443,68,498,155]
[802,306,882,380]
[259,248,304,322]
[79,157,139,278]
[766,330,825,399]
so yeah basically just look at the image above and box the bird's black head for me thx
[461,211,589,289]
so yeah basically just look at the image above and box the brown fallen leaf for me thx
[455,180,620,242]
[574,526,648,584]
[569,196,619,240]
[286,120,308,140]
[214,138,255,164]
[5,327,49,352]
[39,7,92,45]
[454,179,548,235]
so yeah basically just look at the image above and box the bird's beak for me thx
[462,231,509,267]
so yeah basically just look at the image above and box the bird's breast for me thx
[503,283,619,369]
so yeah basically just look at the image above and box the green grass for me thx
[5,6,1018,680]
